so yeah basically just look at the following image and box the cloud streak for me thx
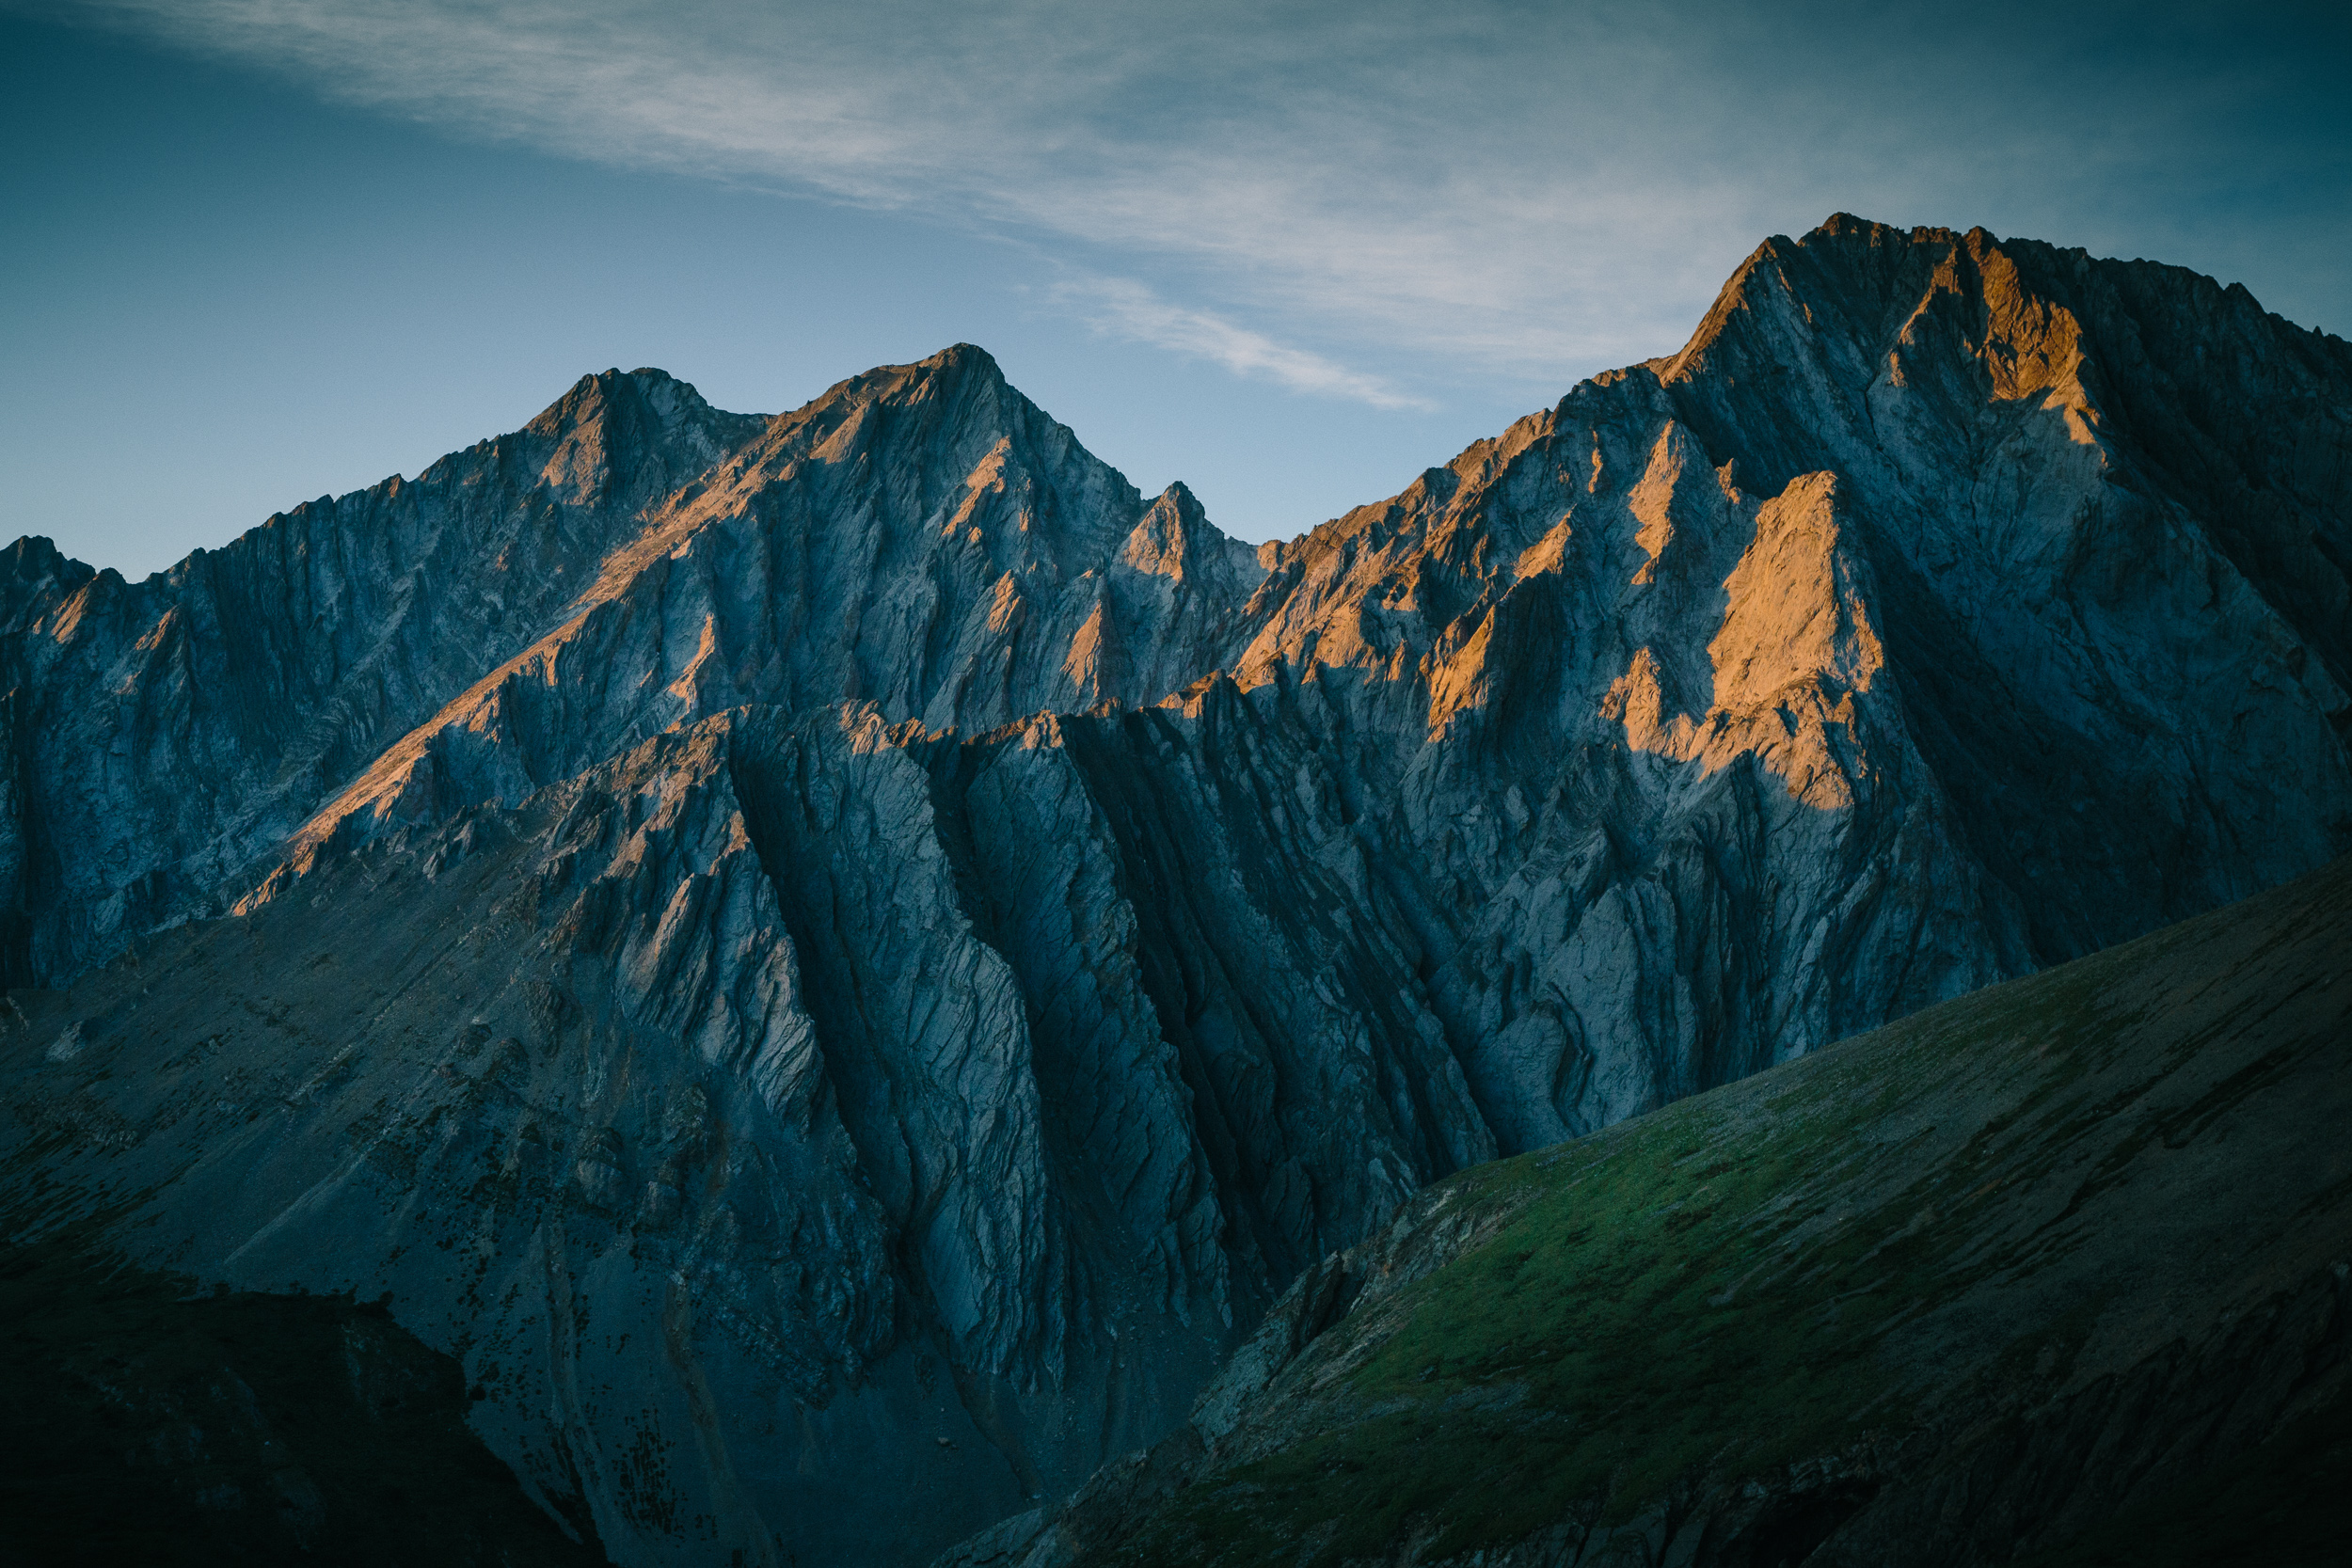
[44,0,2352,402]
[1052,276,1428,410]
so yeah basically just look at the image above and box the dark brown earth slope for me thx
[0,1226,611,1567]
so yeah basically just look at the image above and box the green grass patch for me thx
[1115,926,2175,1566]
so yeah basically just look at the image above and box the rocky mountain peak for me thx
[1120,481,1263,594]
[1120,481,1204,576]
[522,365,688,436]
[0,535,93,631]
[3,220,2347,1568]
[906,339,1008,390]
[238,341,1276,879]
[755,341,1020,459]
[510,364,766,509]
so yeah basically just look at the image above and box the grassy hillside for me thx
[1022,853,2352,1568]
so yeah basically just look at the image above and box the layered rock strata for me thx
[2,215,2347,1565]
[960,851,2352,1567]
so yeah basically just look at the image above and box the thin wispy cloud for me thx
[1052,276,1428,411]
[39,0,2352,403]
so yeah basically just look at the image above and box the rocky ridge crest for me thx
[2,217,2347,1567]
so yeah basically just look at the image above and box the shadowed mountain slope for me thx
[2,216,2348,1567]
[967,850,2352,1568]
[0,1227,612,1567]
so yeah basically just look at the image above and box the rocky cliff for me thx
[2,215,2347,1566]
[964,850,2352,1568]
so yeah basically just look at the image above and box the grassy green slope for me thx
[0,1227,612,1567]
[1083,854,2352,1568]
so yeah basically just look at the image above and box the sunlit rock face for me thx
[3,217,2347,1567]
[0,367,768,985]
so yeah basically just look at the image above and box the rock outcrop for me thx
[964,850,2352,1567]
[1,216,2347,1566]
[0,368,765,985]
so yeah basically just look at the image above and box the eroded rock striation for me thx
[2,215,2347,1566]
[961,851,2352,1568]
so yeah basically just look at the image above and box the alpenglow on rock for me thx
[3,215,2347,1567]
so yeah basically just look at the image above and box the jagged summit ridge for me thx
[1,344,1265,980]
[0,363,771,983]
[263,341,1269,879]
[3,217,2348,1568]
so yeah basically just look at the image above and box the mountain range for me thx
[954,847,2352,1568]
[2,214,2346,1566]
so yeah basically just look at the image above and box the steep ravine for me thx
[2,214,2348,1566]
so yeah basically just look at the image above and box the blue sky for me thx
[6,1,2349,577]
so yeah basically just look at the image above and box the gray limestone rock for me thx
[2,217,2348,1566]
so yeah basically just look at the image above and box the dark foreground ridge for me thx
[0,1227,611,1566]
[964,851,2352,1567]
